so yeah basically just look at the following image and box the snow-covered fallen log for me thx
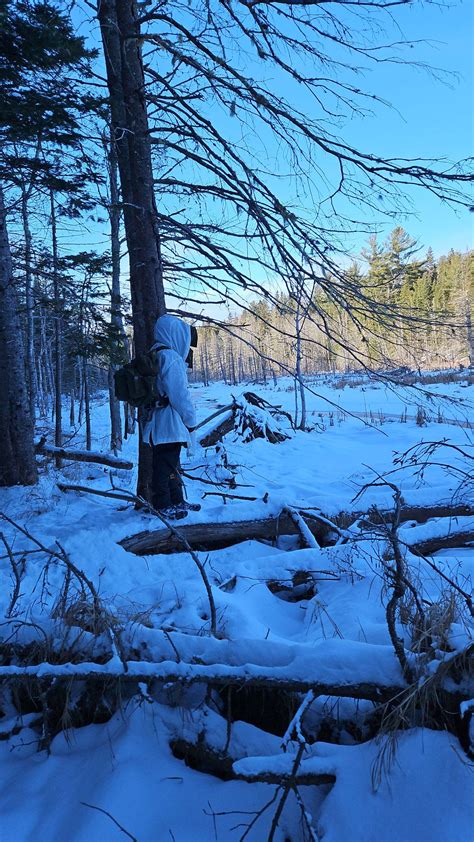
[233,752,337,786]
[35,439,133,470]
[0,658,407,702]
[171,737,337,786]
[335,503,474,530]
[401,516,474,556]
[119,509,339,554]
[2,633,468,704]
[391,503,474,523]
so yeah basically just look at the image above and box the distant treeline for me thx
[190,229,474,385]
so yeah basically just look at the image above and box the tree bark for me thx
[107,120,125,453]
[83,358,92,451]
[108,366,122,452]
[69,389,75,427]
[0,661,408,704]
[119,510,339,555]
[97,0,166,501]
[21,186,37,420]
[50,190,63,468]
[0,184,37,486]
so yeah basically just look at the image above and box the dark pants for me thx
[152,443,184,509]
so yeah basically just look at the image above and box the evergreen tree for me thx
[0,0,96,485]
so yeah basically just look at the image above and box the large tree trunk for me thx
[97,0,166,502]
[0,184,37,486]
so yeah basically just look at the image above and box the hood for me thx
[153,314,191,361]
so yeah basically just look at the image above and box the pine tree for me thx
[0,0,96,484]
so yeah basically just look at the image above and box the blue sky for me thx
[337,0,473,256]
[70,0,473,269]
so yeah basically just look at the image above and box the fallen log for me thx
[400,503,474,522]
[199,411,236,447]
[355,502,474,529]
[35,440,133,470]
[233,761,336,787]
[171,738,235,780]
[409,531,474,556]
[0,660,407,702]
[199,392,292,447]
[403,517,474,557]
[1,629,470,710]
[0,631,414,701]
[119,510,339,555]
[171,738,337,786]
[1,659,468,709]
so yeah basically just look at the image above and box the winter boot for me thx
[180,500,202,512]
[156,504,188,521]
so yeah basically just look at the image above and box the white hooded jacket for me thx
[141,315,197,446]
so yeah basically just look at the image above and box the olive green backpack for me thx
[114,346,169,408]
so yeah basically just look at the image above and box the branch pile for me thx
[199,391,293,447]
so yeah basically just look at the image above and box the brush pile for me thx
[199,391,293,447]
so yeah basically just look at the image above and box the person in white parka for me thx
[141,314,201,520]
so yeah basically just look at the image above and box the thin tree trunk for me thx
[204,344,210,386]
[295,322,306,430]
[123,400,130,439]
[40,306,54,412]
[36,351,46,417]
[107,367,121,452]
[217,339,228,383]
[70,389,75,427]
[83,358,92,450]
[21,186,36,420]
[465,299,474,367]
[0,183,37,486]
[229,345,237,386]
[238,351,244,383]
[98,0,166,502]
[260,347,267,385]
[50,191,62,468]
[77,356,84,425]
[107,120,125,452]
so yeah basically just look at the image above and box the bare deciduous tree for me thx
[96,0,472,496]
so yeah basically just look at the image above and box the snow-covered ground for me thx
[0,373,473,841]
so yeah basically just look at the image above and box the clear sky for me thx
[68,0,473,270]
[335,0,473,257]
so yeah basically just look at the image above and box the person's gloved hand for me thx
[187,428,197,459]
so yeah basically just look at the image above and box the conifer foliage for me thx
[0,0,95,485]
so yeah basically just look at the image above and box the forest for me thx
[0,1,473,840]
[193,239,474,387]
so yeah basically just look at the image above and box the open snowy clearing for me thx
[0,373,473,842]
